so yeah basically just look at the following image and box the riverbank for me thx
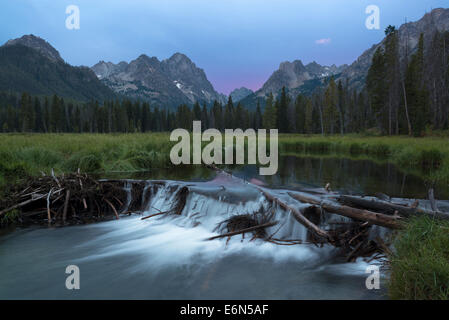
[279,134,449,184]
[1,133,449,185]
[1,133,449,300]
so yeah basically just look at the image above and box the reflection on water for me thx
[104,156,443,200]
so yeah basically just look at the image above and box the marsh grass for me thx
[1,133,449,186]
[279,134,449,184]
[0,133,175,184]
[1,133,449,300]
[389,216,449,300]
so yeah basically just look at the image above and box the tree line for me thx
[0,28,448,135]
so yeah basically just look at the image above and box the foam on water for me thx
[0,177,387,299]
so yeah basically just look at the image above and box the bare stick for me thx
[51,168,61,188]
[46,188,54,223]
[202,163,330,240]
[104,199,119,220]
[260,188,331,239]
[0,194,47,217]
[62,189,71,223]
[141,210,171,220]
[207,221,278,241]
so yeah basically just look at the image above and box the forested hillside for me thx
[0,44,116,102]
[1,29,448,135]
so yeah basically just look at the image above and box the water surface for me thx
[2,155,438,300]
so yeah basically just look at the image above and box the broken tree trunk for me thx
[339,195,449,221]
[288,192,403,229]
[258,188,332,240]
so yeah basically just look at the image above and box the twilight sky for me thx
[1,0,448,94]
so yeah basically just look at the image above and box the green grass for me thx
[279,134,449,184]
[1,132,449,299]
[389,216,449,300]
[0,133,175,186]
[1,133,449,186]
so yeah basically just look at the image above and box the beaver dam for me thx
[2,165,449,265]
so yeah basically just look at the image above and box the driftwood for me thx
[0,172,128,226]
[288,192,403,229]
[62,189,71,223]
[202,163,395,258]
[258,188,331,240]
[204,163,330,240]
[207,221,278,241]
[104,199,119,220]
[141,211,170,220]
[0,194,47,217]
[339,195,449,221]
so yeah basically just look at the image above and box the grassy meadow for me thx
[0,133,175,186]
[1,132,449,186]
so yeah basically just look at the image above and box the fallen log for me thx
[288,192,403,229]
[207,221,278,241]
[202,163,331,241]
[258,188,331,240]
[339,195,449,221]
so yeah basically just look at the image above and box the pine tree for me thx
[323,77,339,134]
[224,96,234,128]
[277,87,289,132]
[384,25,401,134]
[367,47,387,133]
[406,33,429,136]
[19,92,33,132]
[304,98,314,134]
[262,93,277,129]
[193,102,202,121]
[294,94,306,133]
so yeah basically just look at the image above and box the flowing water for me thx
[1,156,443,300]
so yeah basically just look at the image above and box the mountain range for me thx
[229,87,253,102]
[1,7,448,108]
[239,60,348,109]
[92,53,226,108]
[0,35,116,102]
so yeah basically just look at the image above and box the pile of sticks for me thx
[3,165,449,262]
[202,163,449,261]
[0,171,127,226]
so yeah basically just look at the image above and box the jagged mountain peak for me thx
[3,34,63,63]
[257,58,346,98]
[162,52,201,74]
[278,59,305,71]
[166,52,192,63]
[91,52,225,107]
[230,87,253,103]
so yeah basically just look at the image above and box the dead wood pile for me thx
[0,172,127,226]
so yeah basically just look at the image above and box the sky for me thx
[1,0,448,94]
